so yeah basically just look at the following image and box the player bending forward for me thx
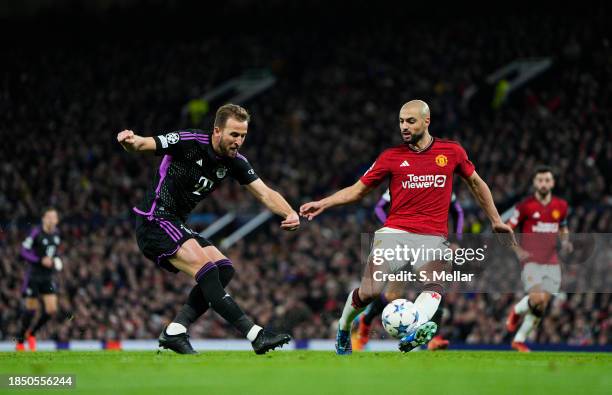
[118,104,299,354]
[300,100,512,354]
[506,166,572,352]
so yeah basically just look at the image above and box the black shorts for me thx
[135,213,213,273]
[21,276,56,297]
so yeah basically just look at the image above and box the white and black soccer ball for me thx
[381,299,419,338]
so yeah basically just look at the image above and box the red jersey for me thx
[508,195,569,264]
[360,137,475,237]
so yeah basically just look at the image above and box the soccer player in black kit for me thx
[117,104,300,354]
[16,207,63,351]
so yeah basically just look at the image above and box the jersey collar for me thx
[406,136,435,153]
[205,142,222,164]
[533,193,553,207]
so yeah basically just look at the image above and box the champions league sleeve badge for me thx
[166,132,180,144]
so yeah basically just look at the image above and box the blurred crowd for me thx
[1,13,610,346]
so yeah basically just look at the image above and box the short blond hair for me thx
[214,104,250,128]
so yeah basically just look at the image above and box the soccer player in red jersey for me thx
[300,100,513,354]
[351,190,461,351]
[506,166,572,352]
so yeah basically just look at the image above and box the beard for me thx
[536,188,551,197]
[219,140,238,157]
[404,130,425,145]
[410,133,424,145]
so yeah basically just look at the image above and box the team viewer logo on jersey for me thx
[532,222,559,233]
[402,174,447,189]
[435,154,448,167]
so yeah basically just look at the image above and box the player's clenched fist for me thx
[299,201,325,221]
[117,129,138,151]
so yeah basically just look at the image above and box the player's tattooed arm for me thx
[245,179,300,231]
[462,172,514,237]
[117,130,156,152]
[299,180,373,221]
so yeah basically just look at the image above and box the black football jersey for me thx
[20,226,61,276]
[133,129,259,221]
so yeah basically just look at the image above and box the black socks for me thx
[195,264,254,337]
[174,263,236,328]
[17,309,36,342]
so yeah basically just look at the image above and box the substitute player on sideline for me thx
[16,207,63,351]
[506,166,572,352]
[300,100,513,354]
[118,104,299,355]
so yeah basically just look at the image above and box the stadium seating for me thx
[1,14,610,346]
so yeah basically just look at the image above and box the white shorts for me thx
[521,262,561,293]
[370,227,449,273]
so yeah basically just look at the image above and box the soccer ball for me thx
[381,299,419,338]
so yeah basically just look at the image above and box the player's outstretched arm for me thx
[462,171,514,236]
[299,180,373,221]
[245,179,300,231]
[117,130,156,152]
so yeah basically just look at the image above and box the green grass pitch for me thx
[1,351,610,395]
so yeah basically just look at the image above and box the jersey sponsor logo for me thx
[552,209,561,220]
[166,133,180,144]
[435,154,448,167]
[532,222,559,233]
[216,166,227,179]
[402,174,447,189]
[400,160,410,167]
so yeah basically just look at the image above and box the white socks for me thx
[413,291,442,326]
[166,322,187,335]
[514,313,539,342]
[513,296,542,342]
[514,295,530,315]
[247,325,263,342]
[338,290,367,331]
[167,322,263,342]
